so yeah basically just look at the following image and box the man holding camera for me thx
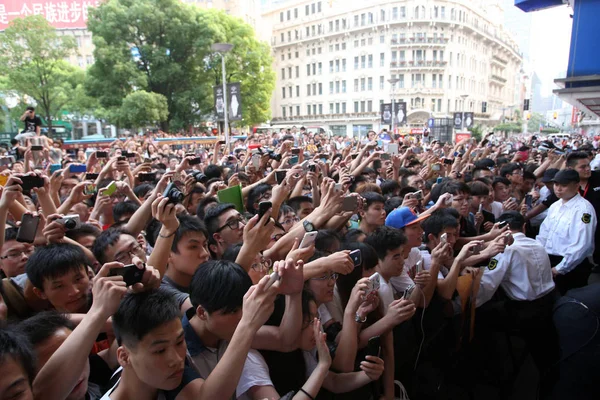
[16,107,42,144]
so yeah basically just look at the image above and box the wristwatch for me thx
[303,220,315,232]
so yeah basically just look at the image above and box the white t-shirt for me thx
[491,201,503,219]
[378,275,396,310]
[317,303,334,326]
[389,248,419,295]
[236,350,274,399]
[324,286,344,325]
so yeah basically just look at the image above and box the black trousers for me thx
[548,255,592,295]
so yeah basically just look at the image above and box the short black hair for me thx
[204,203,236,236]
[26,243,89,290]
[246,183,272,215]
[0,327,36,384]
[204,164,224,180]
[277,204,295,220]
[4,227,18,243]
[498,211,525,231]
[468,181,490,196]
[421,210,459,243]
[113,201,140,222]
[221,243,243,263]
[380,180,400,197]
[196,196,219,220]
[133,183,156,199]
[189,260,252,314]
[439,181,470,198]
[92,228,129,265]
[344,229,365,242]
[492,176,511,188]
[566,151,589,168]
[65,223,102,242]
[172,215,208,253]
[523,170,536,181]
[384,196,403,217]
[287,196,313,215]
[26,106,35,111]
[17,311,75,347]
[113,289,180,347]
[315,229,341,254]
[361,192,385,209]
[364,226,407,260]
[500,163,522,179]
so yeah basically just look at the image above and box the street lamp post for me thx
[211,43,234,152]
[460,94,469,130]
[388,78,399,134]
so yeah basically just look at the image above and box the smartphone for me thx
[50,164,62,174]
[109,264,145,286]
[299,231,318,249]
[380,153,390,161]
[102,181,118,196]
[122,152,135,158]
[388,143,399,154]
[139,172,157,182]
[349,249,362,267]
[334,183,343,193]
[436,177,443,184]
[266,271,280,288]
[217,140,226,145]
[342,196,358,212]
[402,284,416,300]
[432,164,441,171]
[291,148,301,155]
[471,242,483,255]
[365,272,381,297]
[84,184,96,196]
[85,173,99,180]
[0,175,7,186]
[252,154,261,168]
[289,155,299,166]
[96,151,108,158]
[189,157,201,166]
[366,336,381,358]
[415,259,423,274]
[413,190,423,201]
[525,194,533,208]
[69,164,87,173]
[275,170,287,185]
[443,158,453,165]
[117,156,127,162]
[20,175,44,192]
[31,145,43,151]
[257,201,272,224]
[478,203,483,213]
[498,221,508,229]
[16,214,40,244]
[440,233,448,244]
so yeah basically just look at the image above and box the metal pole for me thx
[221,54,229,153]
[391,88,395,135]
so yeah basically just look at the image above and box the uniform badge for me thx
[488,258,498,271]
[582,213,591,224]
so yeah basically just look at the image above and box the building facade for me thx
[262,0,523,137]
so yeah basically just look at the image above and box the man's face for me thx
[572,158,592,180]
[0,241,33,278]
[37,266,90,313]
[106,234,148,265]
[507,169,523,186]
[407,175,425,191]
[522,178,535,194]
[404,223,424,249]
[451,192,471,217]
[35,328,90,400]
[362,202,386,226]
[297,201,314,220]
[278,211,299,232]
[214,209,246,247]
[554,182,579,200]
[494,183,511,202]
[121,319,187,391]
[60,178,78,199]
[69,203,90,223]
[475,169,494,179]
[0,356,33,400]
[169,232,210,277]
[430,227,458,249]
[187,192,205,215]
[378,246,406,279]
[202,307,243,341]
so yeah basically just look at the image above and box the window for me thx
[282,107,286,117]
[392,7,398,19]
[361,13,366,26]
[280,12,283,22]
[329,61,334,73]
[380,35,385,44]
[288,67,292,77]
[360,78,366,91]
[335,20,340,31]
[330,103,334,114]
[329,21,333,32]
[448,75,452,89]
[354,56,359,69]
[318,2,321,12]
[280,33,284,42]
[342,103,346,113]
[381,9,385,21]
[398,74,404,88]
[368,54,373,68]
[439,74,443,89]
[306,27,310,37]
[289,87,292,98]
[296,86,300,96]
[441,7,445,19]
[296,66,299,77]
[354,15,359,27]
[318,83,322,95]
[297,105,300,115]
[368,77,373,90]
[335,43,339,51]
[307,105,311,115]
[313,104,317,114]
[318,104,323,114]
[318,62,322,74]
[289,107,293,116]
[368,37,373,45]
[281,54,285,61]
[307,84,311,96]
[318,47,322,54]
[342,59,346,72]
[295,8,298,18]
[432,74,437,88]
[287,10,291,20]
[312,83,317,95]
[354,79,359,91]
[281,68,285,79]
[438,99,442,111]
[354,101,359,113]
[335,81,340,93]
[360,101,366,112]
[354,40,359,47]
[330,82,334,94]
[367,100,373,112]
[307,64,311,76]
[400,6,406,18]
[380,76,384,90]
[361,39,366,47]
[306,48,310,56]
[335,103,340,113]
[380,53,385,67]
[342,43,346,50]
[342,80,346,92]
[335,59,340,72]
[329,44,334,52]
[282,87,286,98]
[399,50,405,61]
[312,47,315,55]
[312,63,316,75]
[312,3,315,13]
[361,55,366,68]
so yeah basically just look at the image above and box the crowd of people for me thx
[0,117,599,400]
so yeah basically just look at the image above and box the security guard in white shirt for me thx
[536,169,597,294]
[478,211,559,392]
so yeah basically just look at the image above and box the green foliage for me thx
[527,112,545,133]
[494,123,522,133]
[540,127,561,134]
[86,0,275,130]
[467,125,483,142]
[120,91,169,128]
[0,15,80,132]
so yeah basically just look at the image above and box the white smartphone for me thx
[334,183,343,193]
[252,154,261,168]
[266,271,280,288]
[299,231,318,249]
[440,232,448,244]
[478,203,483,213]
[387,143,399,155]
[415,259,423,274]
[365,272,381,296]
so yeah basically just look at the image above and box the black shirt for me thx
[23,116,42,133]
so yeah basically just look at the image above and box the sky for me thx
[523,4,573,96]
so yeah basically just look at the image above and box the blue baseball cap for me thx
[385,207,430,230]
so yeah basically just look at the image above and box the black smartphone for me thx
[291,148,301,155]
[217,140,226,145]
[366,336,381,358]
[117,156,127,162]
[139,172,157,182]
[525,194,533,208]
[85,173,99,180]
[258,201,272,225]
[275,170,287,185]
[189,157,201,166]
[349,249,362,267]
[342,196,358,212]
[122,152,135,158]
[443,158,453,165]
[498,221,508,229]
[96,151,108,158]
[17,214,40,244]
[20,175,44,192]
[109,264,145,286]
[31,145,43,151]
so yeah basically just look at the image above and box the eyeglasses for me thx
[251,257,272,272]
[258,192,272,202]
[271,233,284,242]
[452,196,472,204]
[311,272,339,281]
[281,216,299,226]
[115,242,144,264]
[512,171,524,176]
[0,248,34,260]
[216,216,246,233]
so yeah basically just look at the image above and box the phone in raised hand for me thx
[299,231,318,249]
[257,201,272,225]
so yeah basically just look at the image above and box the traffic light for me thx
[553,112,558,120]
[524,99,530,111]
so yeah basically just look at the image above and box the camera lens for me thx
[64,219,77,230]
[169,188,184,204]
[193,172,207,183]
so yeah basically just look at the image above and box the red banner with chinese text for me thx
[0,0,99,31]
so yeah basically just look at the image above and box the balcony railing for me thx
[390,61,447,69]
[490,74,507,84]
[271,112,380,122]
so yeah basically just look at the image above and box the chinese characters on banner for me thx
[0,0,100,30]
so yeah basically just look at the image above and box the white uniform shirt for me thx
[536,193,597,274]
[477,233,555,306]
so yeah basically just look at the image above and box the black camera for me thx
[267,151,282,162]
[192,172,207,184]
[162,182,184,204]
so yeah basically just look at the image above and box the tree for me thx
[493,123,522,133]
[467,125,483,142]
[120,91,169,130]
[0,15,79,135]
[86,0,275,131]
[527,112,545,133]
